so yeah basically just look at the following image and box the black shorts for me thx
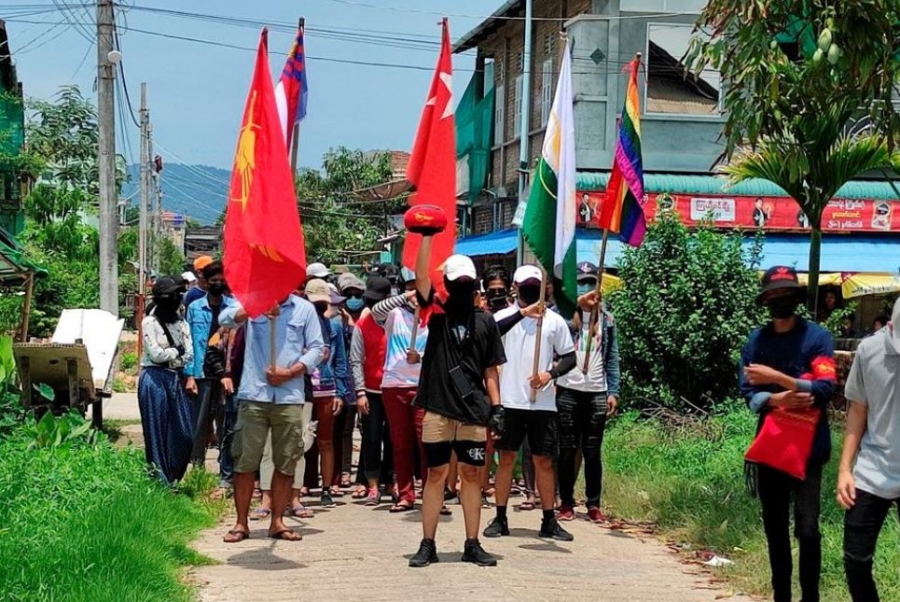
[495,408,557,457]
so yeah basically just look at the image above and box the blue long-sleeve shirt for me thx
[739,317,835,462]
[220,295,325,405]
[184,295,234,378]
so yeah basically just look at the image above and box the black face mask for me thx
[517,285,541,305]
[153,297,181,323]
[445,279,476,313]
[767,296,797,320]
[486,289,509,311]
[208,282,226,297]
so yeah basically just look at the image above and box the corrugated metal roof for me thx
[453,0,522,54]
[576,172,900,201]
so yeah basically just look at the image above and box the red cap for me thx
[404,205,448,236]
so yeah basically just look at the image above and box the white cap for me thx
[180,271,197,284]
[443,254,477,282]
[513,265,543,284]
[307,262,331,279]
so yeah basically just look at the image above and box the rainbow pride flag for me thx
[597,57,646,246]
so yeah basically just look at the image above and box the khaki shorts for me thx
[232,401,304,476]
[421,411,486,443]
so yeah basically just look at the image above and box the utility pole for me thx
[139,83,149,298]
[514,0,534,265]
[97,0,118,316]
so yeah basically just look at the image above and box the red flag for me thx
[402,18,456,293]
[224,30,306,318]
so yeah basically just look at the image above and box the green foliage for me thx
[158,236,186,276]
[687,1,900,314]
[0,425,218,602]
[608,213,764,409]
[120,351,138,371]
[297,147,401,265]
[0,335,24,435]
[603,412,900,601]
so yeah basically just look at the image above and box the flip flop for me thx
[351,486,368,499]
[223,529,250,543]
[440,505,452,516]
[330,486,345,498]
[520,501,536,511]
[268,528,302,541]
[290,505,314,519]
[250,508,271,521]
[389,501,414,513]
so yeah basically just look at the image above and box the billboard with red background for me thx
[577,191,899,233]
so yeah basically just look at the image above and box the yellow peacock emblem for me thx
[229,91,283,262]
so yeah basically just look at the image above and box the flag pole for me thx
[407,306,421,364]
[582,227,609,373]
[529,264,548,403]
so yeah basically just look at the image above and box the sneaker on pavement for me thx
[321,490,336,509]
[540,517,574,542]
[461,539,498,567]
[587,507,606,523]
[557,504,575,521]
[409,538,439,568]
[482,516,510,538]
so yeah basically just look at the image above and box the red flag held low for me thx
[224,29,307,318]
[402,18,457,293]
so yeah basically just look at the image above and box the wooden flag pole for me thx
[581,228,609,373]
[407,306,422,364]
[529,265,548,403]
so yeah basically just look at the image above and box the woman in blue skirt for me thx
[138,277,194,486]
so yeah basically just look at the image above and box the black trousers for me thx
[191,378,220,465]
[844,488,900,602]
[361,392,393,483]
[557,387,607,508]
[757,462,823,602]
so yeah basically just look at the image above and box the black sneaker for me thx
[539,517,574,542]
[408,538,439,568]
[461,539,497,567]
[482,516,509,538]
[321,490,336,509]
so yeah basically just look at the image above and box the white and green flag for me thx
[521,39,577,312]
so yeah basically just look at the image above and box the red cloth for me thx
[224,29,306,318]
[402,19,456,295]
[357,314,386,392]
[383,387,426,505]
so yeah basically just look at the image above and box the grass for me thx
[0,424,223,602]
[601,410,900,601]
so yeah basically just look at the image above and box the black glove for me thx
[175,344,186,357]
[487,405,505,437]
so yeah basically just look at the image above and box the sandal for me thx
[520,501,536,511]
[341,473,352,487]
[250,507,272,521]
[289,505,314,519]
[364,488,380,507]
[351,486,368,499]
[298,487,310,498]
[389,501,414,513]
[330,486,345,498]
[268,528,302,541]
[440,505,452,516]
[223,528,250,543]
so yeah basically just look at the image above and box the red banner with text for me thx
[577,191,899,233]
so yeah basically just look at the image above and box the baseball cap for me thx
[180,271,197,284]
[576,261,599,282]
[757,265,802,304]
[193,255,213,272]
[513,265,543,285]
[326,282,347,304]
[363,276,392,302]
[305,278,333,303]
[338,272,365,293]
[152,276,186,297]
[443,254,477,282]
[307,262,331,279]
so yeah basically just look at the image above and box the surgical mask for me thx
[208,282,226,297]
[517,285,541,305]
[577,282,595,297]
[346,297,365,312]
[767,296,797,320]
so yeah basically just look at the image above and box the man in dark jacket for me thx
[740,266,835,602]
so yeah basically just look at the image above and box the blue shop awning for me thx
[455,228,517,257]
[747,234,900,273]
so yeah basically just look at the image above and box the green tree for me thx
[608,213,764,410]
[157,237,185,276]
[296,147,402,265]
[688,2,900,314]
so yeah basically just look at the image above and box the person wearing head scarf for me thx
[138,276,194,486]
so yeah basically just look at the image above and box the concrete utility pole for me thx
[515,0,534,265]
[97,0,118,316]
[139,83,149,298]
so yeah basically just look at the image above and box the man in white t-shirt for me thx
[838,298,900,601]
[483,265,578,542]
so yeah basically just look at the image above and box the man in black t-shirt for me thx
[408,236,507,569]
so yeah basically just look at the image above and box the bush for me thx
[0,413,218,602]
[608,213,764,410]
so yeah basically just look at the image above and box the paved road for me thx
[87,392,141,422]
[191,496,750,602]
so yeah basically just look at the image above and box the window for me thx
[646,23,720,115]
[494,84,506,145]
[514,74,524,138]
[540,58,554,127]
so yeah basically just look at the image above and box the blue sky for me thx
[7,0,494,170]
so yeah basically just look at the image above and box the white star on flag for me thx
[426,70,454,119]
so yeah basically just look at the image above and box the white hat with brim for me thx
[513,265,543,285]
[443,254,476,282]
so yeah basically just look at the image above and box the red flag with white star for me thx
[223,30,306,318]
[402,18,457,293]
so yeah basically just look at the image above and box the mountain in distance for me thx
[123,163,230,225]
